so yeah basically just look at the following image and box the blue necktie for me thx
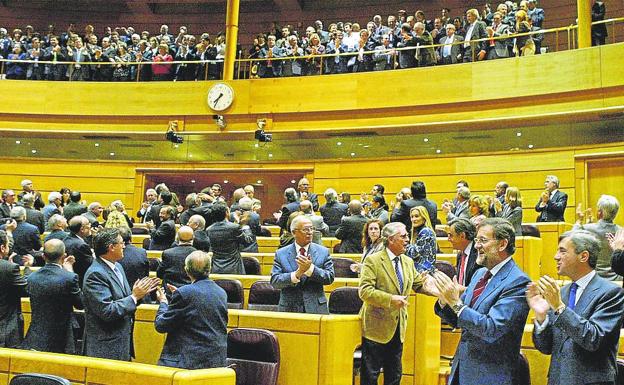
[394,257,404,293]
[568,282,578,310]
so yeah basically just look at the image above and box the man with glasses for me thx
[271,215,335,314]
[64,216,94,286]
[431,218,530,385]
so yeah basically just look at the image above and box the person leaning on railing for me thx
[514,9,536,56]
[6,43,27,79]
[304,33,324,76]
[325,31,350,74]
[152,43,174,81]
[258,34,283,78]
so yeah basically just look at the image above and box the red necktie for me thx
[470,271,492,307]
[458,252,467,285]
[299,247,306,257]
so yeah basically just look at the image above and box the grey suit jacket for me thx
[574,220,622,281]
[446,200,470,222]
[497,205,523,235]
[533,274,624,385]
[206,220,252,274]
[438,34,464,64]
[486,23,510,58]
[270,243,335,314]
[82,257,136,361]
[305,213,329,245]
[335,214,368,253]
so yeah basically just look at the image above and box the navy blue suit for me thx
[22,263,83,353]
[270,242,335,314]
[119,244,149,288]
[533,274,624,385]
[278,201,301,232]
[155,278,228,369]
[535,190,568,222]
[0,259,28,347]
[63,233,94,287]
[12,221,41,260]
[435,259,530,385]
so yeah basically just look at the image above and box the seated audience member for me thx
[270,216,335,314]
[83,228,159,361]
[43,192,63,231]
[0,229,29,348]
[574,194,621,280]
[83,202,104,226]
[22,239,83,354]
[9,206,41,266]
[147,205,176,251]
[44,214,69,242]
[528,230,624,384]
[21,193,45,234]
[188,214,211,252]
[157,226,196,291]
[319,188,348,236]
[535,175,568,222]
[64,215,94,286]
[406,206,437,272]
[494,186,523,235]
[105,200,133,228]
[300,199,329,245]
[336,200,368,253]
[447,218,479,287]
[468,194,490,227]
[391,180,438,231]
[118,226,149,288]
[155,250,228,369]
[63,191,87,221]
[206,204,252,274]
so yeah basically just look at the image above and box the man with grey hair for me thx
[336,200,368,253]
[574,194,621,280]
[0,189,16,221]
[9,206,40,266]
[243,184,261,208]
[155,250,228,369]
[295,177,319,211]
[188,214,211,252]
[300,199,329,245]
[278,187,301,232]
[137,188,157,223]
[529,230,624,384]
[44,214,69,242]
[18,179,44,210]
[536,175,568,222]
[271,215,334,313]
[442,186,471,222]
[21,193,45,234]
[83,202,104,226]
[43,192,63,230]
[320,188,348,236]
[157,226,197,294]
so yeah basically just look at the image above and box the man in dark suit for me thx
[64,215,94,287]
[10,206,42,266]
[278,188,301,232]
[155,250,228,369]
[485,12,510,60]
[118,226,149,288]
[17,179,44,211]
[438,24,464,64]
[396,23,418,69]
[0,229,29,348]
[462,8,487,62]
[432,218,530,385]
[391,181,438,231]
[591,0,607,46]
[21,193,45,234]
[44,214,69,242]
[136,188,157,224]
[336,200,368,253]
[63,191,87,221]
[535,175,568,222]
[529,230,624,385]
[206,204,252,274]
[271,216,334,314]
[22,239,83,354]
[157,226,196,291]
[82,228,159,361]
[147,205,176,251]
[188,214,211,252]
[319,188,348,236]
[146,190,173,228]
[295,177,319,211]
[447,219,479,288]
[0,189,16,221]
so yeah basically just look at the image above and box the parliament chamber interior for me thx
[0,0,624,384]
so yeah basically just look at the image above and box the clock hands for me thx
[212,93,224,107]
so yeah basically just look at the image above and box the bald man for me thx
[335,200,368,253]
[295,178,319,211]
[157,226,197,295]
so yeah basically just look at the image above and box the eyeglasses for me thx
[296,227,314,234]
[475,237,496,244]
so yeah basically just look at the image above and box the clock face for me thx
[207,83,234,111]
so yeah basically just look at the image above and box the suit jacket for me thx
[0,203,11,221]
[446,200,470,222]
[278,201,301,231]
[319,201,348,236]
[63,233,94,287]
[119,244,150,288]
[391,198,438,231]
[305,213,329,245]
[438,34,464,64]
[44,229,69,243]
[155,278,228,369]
[435,259,530,385]
[373,45,395,71]
[397,34,418,68]
[82,211,99,226]
[18,190,45,210]
[455,242,479,287]
[207,220,252,274]
[82,257,136,361]
[463,21,488,60]
[535,190,568,222]
[486,23,510,58]
[414,31,436,66]
[335,214,368,253]
[270,242,335,314]
[42,204,61,230]
[25,207,45,234]
[12,221,41,259]
[0,259,28,347]
[591,2,607,37]
[533,274,624,385]
[296,191,319,211]
[497,205,523,235]
[63,201,87,221]
[193,230,211,252]
[359,248,424,343]
[574,220,622,281]
[157,244,196,290]
[258,46,284,78]
[149,219,176,250]
[22,263,83,353]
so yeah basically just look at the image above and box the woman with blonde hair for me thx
[495,186,523,235]
[406,206,437,272]
[514,10,535,56]
[468,195,490,227]
[105,200,133,228]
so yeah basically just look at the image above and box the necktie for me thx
[458,252,467,285]
[568,282,578,310]
[469,270,492,306]
[299,247,306,257]
[394,257,404,293]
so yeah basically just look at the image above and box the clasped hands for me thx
[526,275,563,323]
[294,255,312,279]
[428,271,462,307]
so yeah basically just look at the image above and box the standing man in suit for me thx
[22,239,83,354]
[0,189,16,221]
[137,188,157,223]
[295,177,319,211]
[0,229,29,348]
[391,181,438,231]
[462,8,487,62]
[336,200,368,253]
[43,192,63,231]
[63,191,87,222]
[82,228,159,361]
[447,219,479,288]
[591,0,607,46]
[188,214,211,252]
[10,206,42,266]
[535,175,568,222]
[485,12,510,60]
[527,0,545,53]
[117,226,149,289]
[432,218,530,385]
[300,200,329,245]
[358,222,438,385]
[278,188,301,233]
[206,204,252,274]
[271,216,335,314]
[438,24,464,64]
[319,188,348,237]
[64,215,94,287]
[442,186,471,223]
[528,230,624,384]
[147,205,176,250]
[22,193,45,234]
[157,226,196,291]
[17,179,44,211]
[155,250,228,369]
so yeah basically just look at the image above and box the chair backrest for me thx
[328,286,363,314]
[10,373,71,385]
[226,328,280,385]
[148,257,161,272]
[512,352,531,385]
[332,257,358,278]
[242,256,261,275]
[142,237,150,250]
[131,227,149,235]
[435,228,448,238]
[214,279,244,309]
[434,260,457,279]
[248,280,280,312]
[521,224,541,238]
